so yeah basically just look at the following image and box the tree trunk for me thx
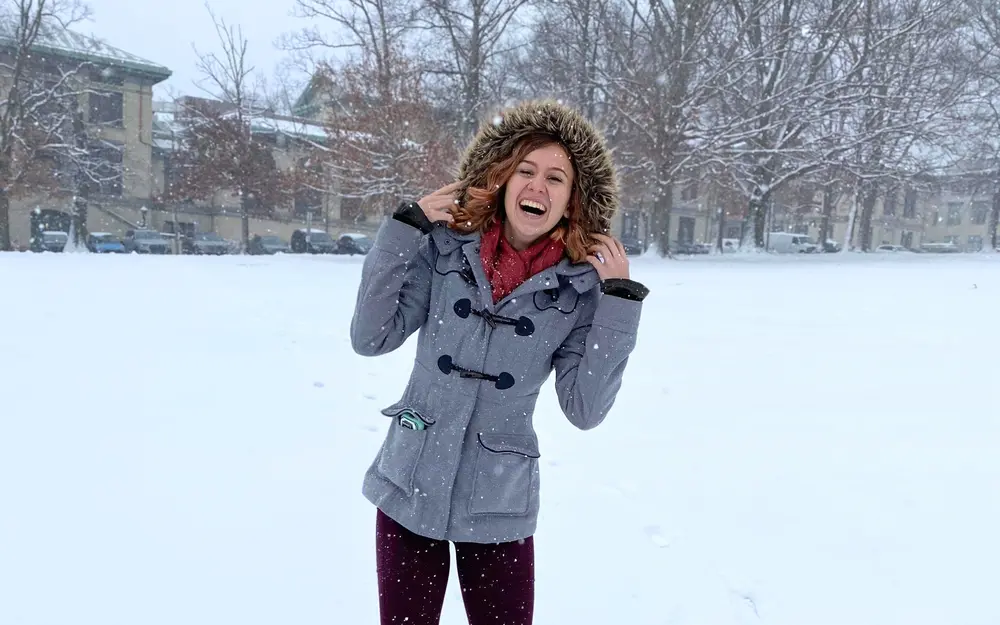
[844,189,861,251]
[652,180,675,256]
[858,180,879,252]
[72,111,89,247]
[989,178,1000,252]
[749,193,769,249]
[463,15,482,140]
[73,199,88,248]
[715,208,725,253]
[818,182,835,247]
[240,192,250,253]
[0,188,10,251]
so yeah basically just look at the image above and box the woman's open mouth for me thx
[519,199,547,219]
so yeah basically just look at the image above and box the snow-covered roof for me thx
[152,137,176,150]
[249,116,327,142]
[0,20,171,82]
[150,103,329,149]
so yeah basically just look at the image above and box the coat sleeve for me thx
[551,281,648,430]
[350,213,435,356]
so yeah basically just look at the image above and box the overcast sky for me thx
[79,0,311,103]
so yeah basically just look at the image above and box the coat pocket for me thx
[469,432,540,516]
[376,411,429,497]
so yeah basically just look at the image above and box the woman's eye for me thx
[519,169,533,176]
[548,176,564,183]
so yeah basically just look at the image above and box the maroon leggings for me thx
[375,509,534,625]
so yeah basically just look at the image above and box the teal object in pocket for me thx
[398,410,428,430]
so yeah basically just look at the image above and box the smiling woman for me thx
[453,133,586,262]
[350,100,650,625]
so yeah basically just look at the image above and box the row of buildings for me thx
[656,175,999,253]
[3,28,997,252]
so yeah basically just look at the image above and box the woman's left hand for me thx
[587,234,630,280]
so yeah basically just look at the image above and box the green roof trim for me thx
[0,21,171,83]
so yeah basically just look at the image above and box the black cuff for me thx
[601,278,649,302]
[392,201,434,234]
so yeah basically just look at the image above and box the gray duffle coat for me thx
[350,216,644,543]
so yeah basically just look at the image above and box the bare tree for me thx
[835,0,971,251]
[0,0,124,251]
[960,0,1000,250]
[515,0,615,119]
[167,6,290,250]
[704,0,864,248]
[600,0,726,254]
[313,54,458,214]
[416,0,529,138]
[282,0,419,105]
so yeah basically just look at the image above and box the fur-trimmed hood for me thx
[455,100,619,235]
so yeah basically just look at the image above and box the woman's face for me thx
[502,142,575,249]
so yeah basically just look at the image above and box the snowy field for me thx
[1,250,998,625]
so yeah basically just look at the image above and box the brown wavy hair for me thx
[449,132,590,263]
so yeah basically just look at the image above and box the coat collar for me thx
[429,224,600,309]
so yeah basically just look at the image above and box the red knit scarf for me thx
[480,220,566,303]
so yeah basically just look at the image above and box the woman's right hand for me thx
[417,181,463,224]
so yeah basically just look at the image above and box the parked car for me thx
[876,244,910,253]
[249,234,291,255]
[673,242,711,255]
[123,229,171,254]
[184,232,230,255]
[766,232,818,253]
[290,228,338,254]
[34,230,68,252]
[335,233,373,255]
[919,242,960,253]
[619,235,646,256]
[822,239,842,253]
[715,238,741,253]
[86,232,126,253]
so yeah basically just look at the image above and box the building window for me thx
[677,216,696,244]
[90,69,125,86]
[944,235,960,244]
[84,142,122,196]
[163,220,196,237]
[972,202,989,225]
[622,210,642,239]
[901,231,914,248]
[243,194,272,216]
[947,202,962,226]
[680,182,698,202]
[968,235,983,251]
[89,91,123,127]
[883,190,897,216]
[294,187,323,216]
[903,188,917,218]
[340,196,363,222]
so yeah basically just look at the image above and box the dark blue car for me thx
[86,233,126,253]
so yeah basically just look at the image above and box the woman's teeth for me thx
[520,200,545,215]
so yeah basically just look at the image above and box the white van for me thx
[766,232,818,253]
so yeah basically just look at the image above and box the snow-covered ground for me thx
[1,250,998,625]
